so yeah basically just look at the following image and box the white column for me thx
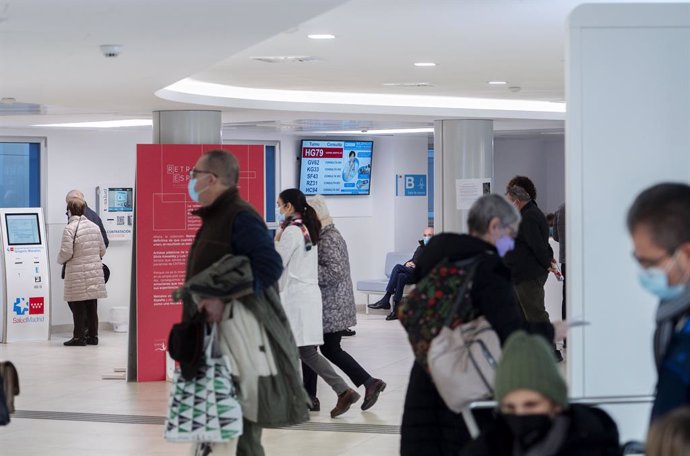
[152,110,221,144]
[567,3,690,441]
[433,120,493,233]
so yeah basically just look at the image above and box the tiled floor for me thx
[0,310,413,455]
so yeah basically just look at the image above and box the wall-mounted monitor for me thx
[5,213,41,246]
[299,140,373,195]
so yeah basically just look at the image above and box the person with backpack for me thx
[460,331,621,456]
[626,183,690,421]
[400,194,566,456]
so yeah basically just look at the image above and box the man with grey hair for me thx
[184,149,290,455]
[503,176,557,359]
[65,189,109,248]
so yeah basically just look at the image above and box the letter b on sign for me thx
[406,177,415,189]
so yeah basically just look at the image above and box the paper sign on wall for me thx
[456,178,492,210]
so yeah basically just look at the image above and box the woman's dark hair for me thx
[279,188,321,244]
[349,151,356,158]
[66,199,85,216]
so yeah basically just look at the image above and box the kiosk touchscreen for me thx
[0,208,51,342]
[97,186,134,241]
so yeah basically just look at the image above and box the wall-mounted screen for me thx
[107,188,133,212]
[5,213,41,246]
[299,140,373,195]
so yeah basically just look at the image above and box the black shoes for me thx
[385,302,400,321]
[368,294,392,310]
[361,379,386,411]
[308,396,320,412]
[86,336,99,345]
[554,349,564,363]
[341,328,356,337]
[64,338,86,346]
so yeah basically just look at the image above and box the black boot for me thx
[368,293,392,310]
[385,301,400,321]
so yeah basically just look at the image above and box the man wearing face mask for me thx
[401,195,566,456]
[368,226,434,321]
[504,176,560,360]
[461,331,620,456]
[627,183,690,421]
[184,150,289,456]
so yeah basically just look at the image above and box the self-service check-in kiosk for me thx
[0,208,51,342]
[96,186,134,241]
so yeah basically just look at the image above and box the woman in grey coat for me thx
[303,195,386,412]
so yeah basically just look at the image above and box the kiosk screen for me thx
[108,188,133,212]
[5,213,41,245]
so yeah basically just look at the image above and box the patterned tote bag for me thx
[165,325,243,443]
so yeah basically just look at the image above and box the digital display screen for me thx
[5,213,41,246]
[299,140,373,195]
[108,188,133,212]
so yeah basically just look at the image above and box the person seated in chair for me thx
[368,227,434,321]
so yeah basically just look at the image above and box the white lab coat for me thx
[275,225,324,347]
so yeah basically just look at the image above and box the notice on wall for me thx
[456,178,492,210]
[135,144,266,381]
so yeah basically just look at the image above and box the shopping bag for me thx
[164,325,243,442]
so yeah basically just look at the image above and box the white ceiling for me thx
[0,0,681,133]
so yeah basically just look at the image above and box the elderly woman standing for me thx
[304,195,386,412]
[58,199,107,346]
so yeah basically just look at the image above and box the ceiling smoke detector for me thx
[250,56,319,64]
[100,44,123,58]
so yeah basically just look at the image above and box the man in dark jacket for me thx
[627,183,690,421]
[368,227,433,321]
[504,177,554,325]
[400,195,561,456]
[460,331,621,456]
[65,190,109,248]
[184,149,284,456]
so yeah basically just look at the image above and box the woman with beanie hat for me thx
[301,195,387,412]
[460,331,621,456]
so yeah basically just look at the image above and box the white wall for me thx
[0,127,148,328]
[568,3,690,441]
[494,136,565,215]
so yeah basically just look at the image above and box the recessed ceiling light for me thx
[488,81,508,85]
[382,82,433,87]
[414,62,436,67]
[308,34,335,40]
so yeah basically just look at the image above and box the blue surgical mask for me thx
[496,235,515,257]
[423,235,431,245]
[639,267,686,301]
[276,207,285,223]
[188,178,200,202]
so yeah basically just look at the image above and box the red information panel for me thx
[136,144,266,381]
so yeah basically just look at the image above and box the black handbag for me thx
[103,263,110,283]
[0,373,9,426]
[168,311,207,381]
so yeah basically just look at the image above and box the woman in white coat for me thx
[275,188,360,418]
[58,199,107,346]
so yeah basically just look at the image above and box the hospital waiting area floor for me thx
[0,310,429,456]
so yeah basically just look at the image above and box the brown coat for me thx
[58,215,107,302]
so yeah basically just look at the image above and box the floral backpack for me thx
[398,254,487,370]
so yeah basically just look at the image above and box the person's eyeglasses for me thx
[189,168,217,179]
[633,252,673,270]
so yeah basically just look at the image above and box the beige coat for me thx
[58,215,107,302]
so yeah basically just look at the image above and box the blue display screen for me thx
[299,140,373,196]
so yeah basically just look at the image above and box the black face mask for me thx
[501,413,554,449]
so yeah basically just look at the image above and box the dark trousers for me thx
[386,264,415,303]
[514,274,549,323]
[303,332,372,397]
[68,299,98,339]
[561,263,567,320]
[401,362,494,456]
